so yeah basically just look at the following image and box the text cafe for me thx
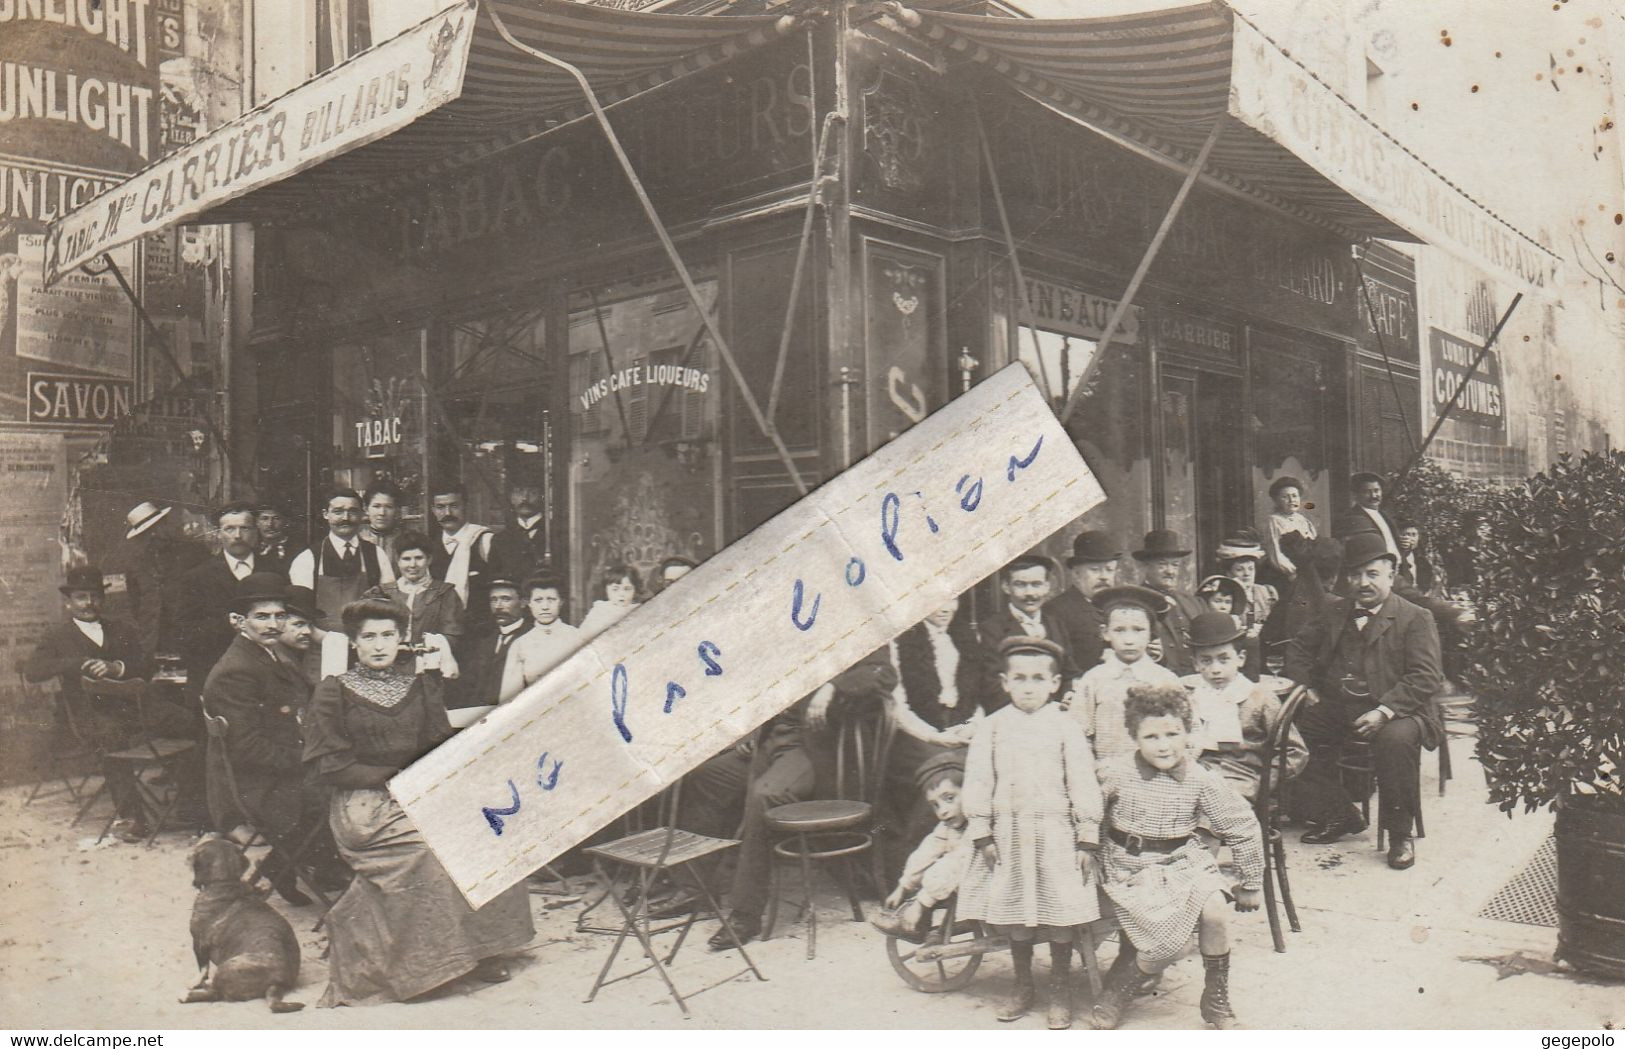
[62,1,1445,617]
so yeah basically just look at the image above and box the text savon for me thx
[46,61,417,274]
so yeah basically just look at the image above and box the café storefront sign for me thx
[43,0,476,283]
[1228,17,1561,296]
[1022,278,1140,345]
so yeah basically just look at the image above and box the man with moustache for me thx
[1285,532,1444,870]
[1333,471,1401,560]
[1132,529,1205,676]
[427,485,497,631]
[458,576,534,708]
[489,481,550,582]
[257,504,295,569]
[169,502,277,694]
[288,489,392,631]
[1043,530,1122,676]
[978,556,1076,678]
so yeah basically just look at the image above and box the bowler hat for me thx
[1132,529,1191,561]
[1066,530,1121,566]
[996,635,1066,665]
[1188,611,1245,649]
[1196,574,1247,609]
[125,501,172,540]
[59,565,106,594]
[1268,476,1304,499]
[1090,584,1171,616]
[283,586,327,622]
[229,572,289,613]
[913,749,966,793]
[1340,531,1397,572]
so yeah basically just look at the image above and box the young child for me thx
[1216,530,1278,630]
[1264,476,1317,585]
[1186,612,1307,803]
[1073,585,1182,763]
[871,753,973,944]
[577,562,641,641]
[959,636,1103,1030]
[1092,684,1265,1031]
[1195,574,1259,682]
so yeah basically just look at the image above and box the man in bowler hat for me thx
[1284,532,1444,870]
[1132,529,1205,675]
[1044,530,1121,675]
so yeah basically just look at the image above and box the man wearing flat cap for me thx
[202,573,316,903]
[1044,530,1121,675]
[1284,532,1444,870]
[25,566,197,843]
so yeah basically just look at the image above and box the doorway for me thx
[1160,367,1248,575]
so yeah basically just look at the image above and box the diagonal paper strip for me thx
[391,363,1103,907]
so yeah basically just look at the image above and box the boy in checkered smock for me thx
[958,636,1103,1031]
[1091,683,1265,1031]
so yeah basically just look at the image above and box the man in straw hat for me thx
[115,500,205,655]
[1132,529,1205,675]
[1283,532,1444,870]
[24,566,198,843]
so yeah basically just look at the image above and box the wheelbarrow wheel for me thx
[886,931,983,993]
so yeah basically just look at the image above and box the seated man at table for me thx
[24,565,198,843]
[672,646,898,950]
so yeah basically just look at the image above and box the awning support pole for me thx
[1352,249,1418,455]
[487,5,809,496]
[88,253,241,486]
[1398,292,1523,482]
[768,104,842,425]
[973,103,1052,402]
[1059,118,1225,427]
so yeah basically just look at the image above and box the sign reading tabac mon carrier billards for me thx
[42,1,477,285]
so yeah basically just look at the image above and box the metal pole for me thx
[486,5,809,497]
[768,107,841,425]
[1399,292,1523,481]
[1059,118,1224,427]
[973,104,1052,401]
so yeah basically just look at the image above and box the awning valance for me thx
[44,0,796,283]
[887,2,1561,296]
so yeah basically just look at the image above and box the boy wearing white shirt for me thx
[1186,612,1306,802]
[1072,585,1181,763]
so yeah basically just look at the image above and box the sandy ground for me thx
[3,725,1621,1031]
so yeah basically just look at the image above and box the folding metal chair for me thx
[583,780,765,1017]
[200,701,337,909]
[17,673,93,809]
[72,678,198,846]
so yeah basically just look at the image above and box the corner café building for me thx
[46,0,1560,615]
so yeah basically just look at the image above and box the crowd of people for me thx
[23,466,1474,1021]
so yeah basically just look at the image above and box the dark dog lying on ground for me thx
[182,837,305,1013]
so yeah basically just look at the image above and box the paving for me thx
[3,722,1621,1030]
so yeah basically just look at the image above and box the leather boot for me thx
[1090,958,1148,1030]
[997,942,1036,1023]
[1047,947,1073,1030]
[1199,951,1240,1029]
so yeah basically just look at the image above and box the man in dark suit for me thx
[24,566,195,843]
[1394,518,1435,593]
[167,502,277,697]
[456,575,533,708]
[1133,529,1205,675]
[978,555,1076,678]
[488,482,550,583]
[202,572,318,903]
[1333,471,1400,560]
[110,500,207,656]
[1285,532,1444,870]
[1044,530,1121,676]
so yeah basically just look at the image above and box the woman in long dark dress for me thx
[304,598,534,1007]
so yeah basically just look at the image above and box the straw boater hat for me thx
[125,501,172,540]
[1089,584,1171,616]
[228,572,289,614]
[1195,574,1247,610]
[1132,529,1191,561]
[1340,532,1397,573]
[1215,528,1266,563]
[1188,611,1246,649]
[1066,530,1122,566]
[58,565,107,594]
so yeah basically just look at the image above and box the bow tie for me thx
[1352,607,1374,626]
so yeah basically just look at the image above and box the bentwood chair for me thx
[762,685,896,959]
[1256,683,1314,953]
[1333,693,1452,852]
[583,780,764,1016]
[200,701,336,910]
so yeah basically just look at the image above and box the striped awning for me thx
[887,2,1561,292]
[44,0,798,280]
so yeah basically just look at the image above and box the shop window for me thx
[330,331,429,529]
[315,0,371,72]
[1248,334,1336,536]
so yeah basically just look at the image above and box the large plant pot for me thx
[1554,796,1625,978]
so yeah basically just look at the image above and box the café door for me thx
[1160,367,1248,575]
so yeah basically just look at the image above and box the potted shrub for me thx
[1467,450,1625,978]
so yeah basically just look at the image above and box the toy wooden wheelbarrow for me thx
[884,896,1118,995]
